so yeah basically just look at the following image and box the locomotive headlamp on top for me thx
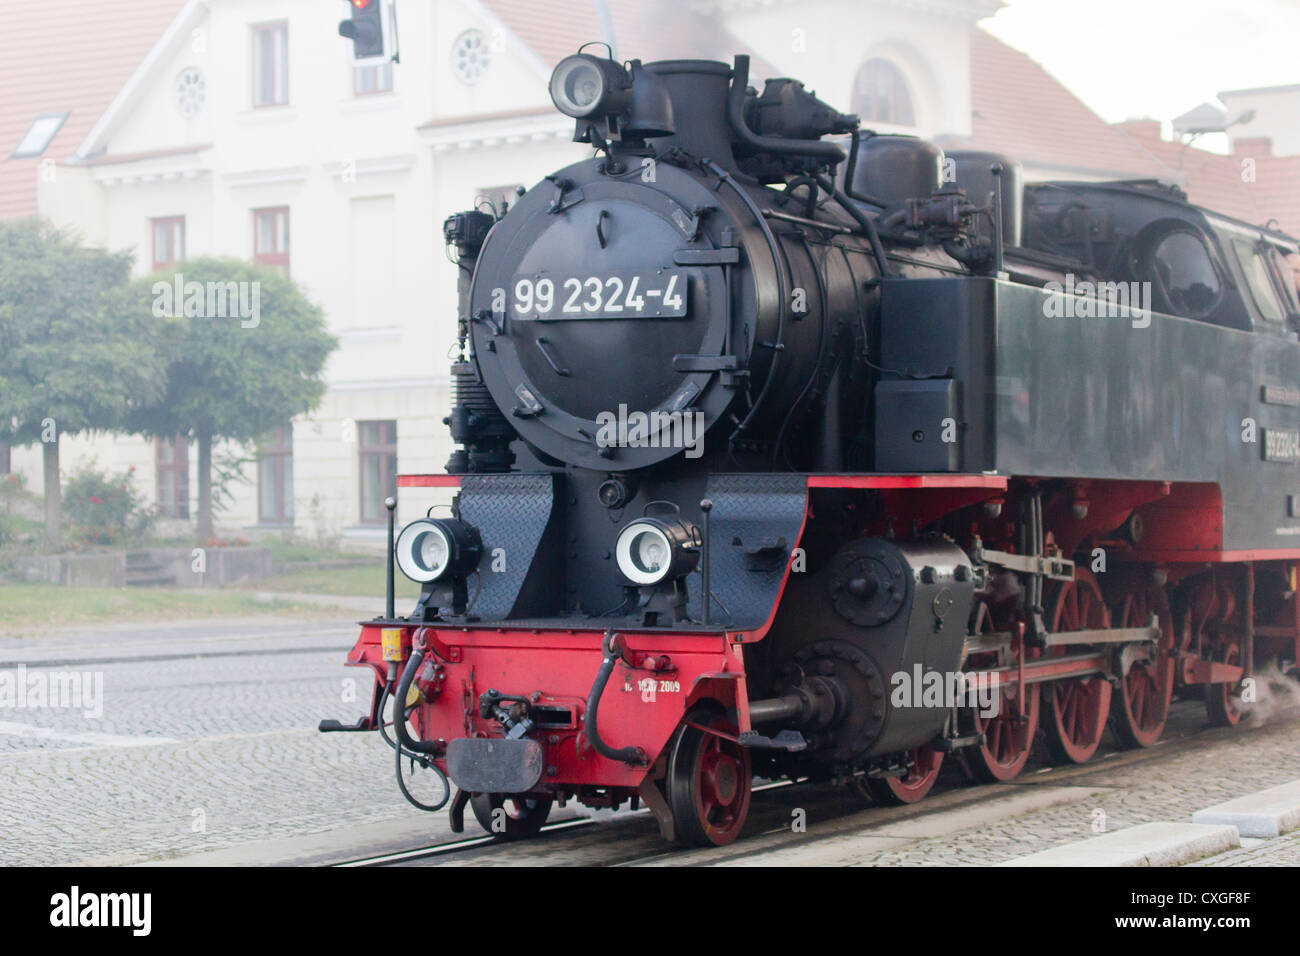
[549,54,629,119]
[548,50,674,148]
[395,517,482,620]
[615,512,702,625]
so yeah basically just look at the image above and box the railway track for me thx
[333,700,1300,867]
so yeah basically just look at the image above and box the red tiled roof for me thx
[960,28,1169,178]
[961,28,1300,238]
[0,0,186,220]
[1113,121,1300,238]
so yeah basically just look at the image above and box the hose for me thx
[388,648,451,811]
[813,173,892,278]
[584,631,647,765]
[394,647,441,754]
[395,733,449,812]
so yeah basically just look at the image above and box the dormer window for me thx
[10,112,69,159]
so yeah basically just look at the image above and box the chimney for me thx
[1233,136,1272,157]
[1115,119,1164,144]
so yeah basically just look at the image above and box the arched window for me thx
[851,58,915,126]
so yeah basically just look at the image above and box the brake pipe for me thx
[584,630,648,765]
[394,642,441,756]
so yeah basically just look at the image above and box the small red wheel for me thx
[964,601,1040,782]
[1109,584,1175,749]
[469,792,553,840]
[668,707,752,846]
[1206,642,1245,727]
[862,745,943,805]
[1043,571,1113,764]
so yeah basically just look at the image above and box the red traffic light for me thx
[340,0,388,61]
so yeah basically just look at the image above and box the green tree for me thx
[128,257,336,541]
[0,219,165,546]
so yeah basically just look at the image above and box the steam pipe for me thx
[812,173,892,278]
[842,129,888,208]
[726,55,845,164]
[704,158,787,441]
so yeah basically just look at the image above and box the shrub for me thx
[63,464,155,547]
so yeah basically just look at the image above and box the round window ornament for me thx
[452,29,491,85]
[175,67,207,119]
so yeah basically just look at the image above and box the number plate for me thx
[1263,427,1300,463]
[511,271,688,320]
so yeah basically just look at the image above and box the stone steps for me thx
[125,551,175,587]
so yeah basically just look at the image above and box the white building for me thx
[1220,84,1300,158]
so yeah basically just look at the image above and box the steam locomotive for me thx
[321,50,1300,846]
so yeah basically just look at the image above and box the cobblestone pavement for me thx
[669,703,1300,867]
[0,616,443,866]
[839,715,1300,867]
[1191,830,1300,866]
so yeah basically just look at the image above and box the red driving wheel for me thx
[1206,641,1245,727]
[1043,570,1113,764]
[1109,583,1175,748]
[965,600,1040,782]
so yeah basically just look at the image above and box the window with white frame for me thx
[150,216,185,271]
[252,22,289,107]
[354,62,393,96]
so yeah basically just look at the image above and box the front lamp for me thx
[615,516,701,586]
[549,54,628,119]
[395,518,481,583]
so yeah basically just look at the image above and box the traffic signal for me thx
[339,0,393,66]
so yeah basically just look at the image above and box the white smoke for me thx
[1240,663,1300,727]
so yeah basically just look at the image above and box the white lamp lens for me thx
[551,57,605,117]
[396,521,452,583]
[616,522,672,585]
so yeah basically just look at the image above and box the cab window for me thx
[1265,245,1300,314]
[1148,230,1221,319]
[1231,239,1286,323]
